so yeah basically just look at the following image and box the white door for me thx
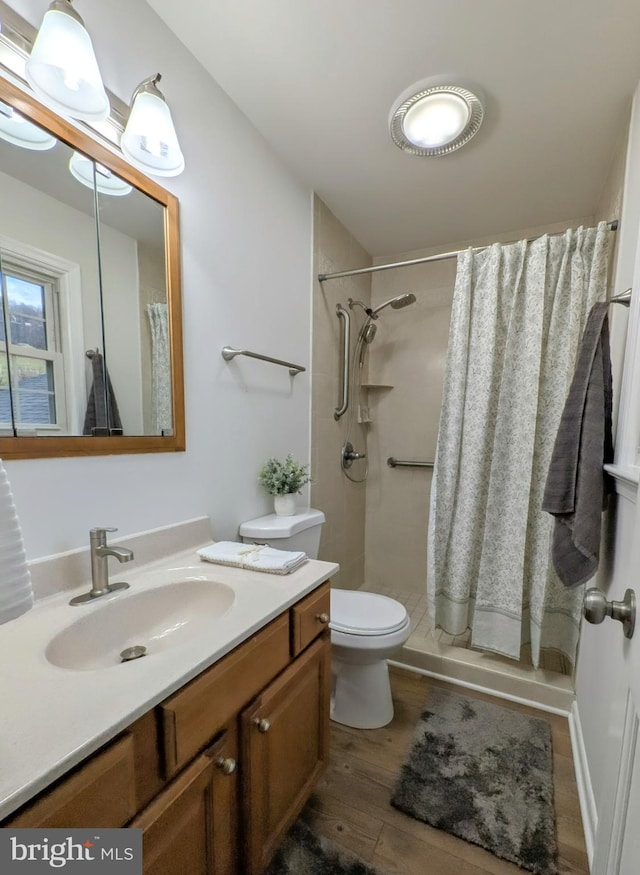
[591,493,640,875]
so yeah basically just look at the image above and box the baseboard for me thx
[568,700,597,870]
[389,660,571,716]
[392,643,575,713]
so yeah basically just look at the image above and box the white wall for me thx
[3,0,312,559]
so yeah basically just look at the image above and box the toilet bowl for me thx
[330,589,411,729]
[238,508,410,730]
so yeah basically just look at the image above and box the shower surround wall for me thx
[311,196,372,590]
[365,258,454,597]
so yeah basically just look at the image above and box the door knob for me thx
[253,717,271,733]
[583,588,636,639]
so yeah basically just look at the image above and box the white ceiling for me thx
[148,0,640,257]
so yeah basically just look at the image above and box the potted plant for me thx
[258,454,310,516]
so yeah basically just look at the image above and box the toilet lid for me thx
[330,589,408,636]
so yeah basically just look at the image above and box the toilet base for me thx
[331,658,394,729]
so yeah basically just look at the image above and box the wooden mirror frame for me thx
[0,76,185,459]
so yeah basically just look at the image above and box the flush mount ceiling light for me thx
[68,151,133,196]
[390,85,483,157]
[0,100,56,150]
[121,74,184,177]
[25,0,110,122]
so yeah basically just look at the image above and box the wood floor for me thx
[301,666,589,875]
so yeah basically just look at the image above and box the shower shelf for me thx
[357,384,393,424]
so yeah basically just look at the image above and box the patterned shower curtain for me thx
[146,302,172,435]
[427,223,610,668]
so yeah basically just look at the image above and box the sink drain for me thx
[120,645,147,662]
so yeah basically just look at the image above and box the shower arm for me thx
[335,304,351,420]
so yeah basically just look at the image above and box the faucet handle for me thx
[90,527,118,542]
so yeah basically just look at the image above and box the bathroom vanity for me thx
[0,543,335,875]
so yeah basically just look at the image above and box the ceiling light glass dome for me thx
[390,85,484,157]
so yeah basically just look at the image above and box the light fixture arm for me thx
[130,73,165,108]
[48,0,84,26]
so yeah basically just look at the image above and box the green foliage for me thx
[258,454,310,495]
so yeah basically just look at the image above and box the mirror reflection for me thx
[96,181,171,437]
[0,87,180,452]
[0,127,101,436]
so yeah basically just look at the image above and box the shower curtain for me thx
[427,222,610,668]
[146,302,172,435]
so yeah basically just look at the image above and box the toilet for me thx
[239,508,411,730]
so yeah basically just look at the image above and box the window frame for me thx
[0,235,85,437]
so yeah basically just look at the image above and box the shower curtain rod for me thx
[317,219,619,283]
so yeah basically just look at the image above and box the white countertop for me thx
[0,547,338,820]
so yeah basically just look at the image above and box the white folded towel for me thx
[197,541,308,575]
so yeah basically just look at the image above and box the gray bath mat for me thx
[265,819,384,875]
[391,688,558,875]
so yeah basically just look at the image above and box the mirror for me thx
[0,75,184,458]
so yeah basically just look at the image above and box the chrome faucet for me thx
[69,527,134,606]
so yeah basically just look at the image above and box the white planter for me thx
[274,493,296,516]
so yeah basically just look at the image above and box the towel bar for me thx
[387,457,434,468]
[221,347,306,376]
[610,288,632,306]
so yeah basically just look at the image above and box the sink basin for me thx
[45,580,235,671]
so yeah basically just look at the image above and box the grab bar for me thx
[335,304,351,420]
[387,457,434,469]
[221,347,305,376]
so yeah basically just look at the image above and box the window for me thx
[0,255,68,434]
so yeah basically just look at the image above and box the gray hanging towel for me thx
[82,351,123,436]
[542,302,613,587]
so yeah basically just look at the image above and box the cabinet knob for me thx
[316,612,330,625]
[215,756,236,775]
[253,717,271,733]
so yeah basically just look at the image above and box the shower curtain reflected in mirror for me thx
[146,302,172,435]
[427,222,611,668]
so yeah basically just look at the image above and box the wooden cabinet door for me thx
[206,728,240,875]
[130,728,239,875]
[6,734,137,829]
[240,634,330,875]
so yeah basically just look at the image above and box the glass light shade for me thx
[68,151,132,196]
[121,91,184,177]
[402,93,471,148]
[0,102,56,150]
[25,3,110,122]
[390,84,484,157]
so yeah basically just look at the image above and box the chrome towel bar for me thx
[221,347,306,376]
[610,288,632,306]
[387,457,434,468]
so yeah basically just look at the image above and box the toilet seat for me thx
[330,589,408,636]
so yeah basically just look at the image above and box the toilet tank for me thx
[239,509,325,559]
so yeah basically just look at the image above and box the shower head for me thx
[362,323,377,343]
[371,293,417,318]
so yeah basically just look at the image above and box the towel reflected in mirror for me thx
[82,350,123,436]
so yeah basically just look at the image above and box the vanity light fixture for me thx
[121,74,184,177]
[0,100,56,150]
[25,0,110,123]
[68,151,133,196]
[389,84,483,157]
